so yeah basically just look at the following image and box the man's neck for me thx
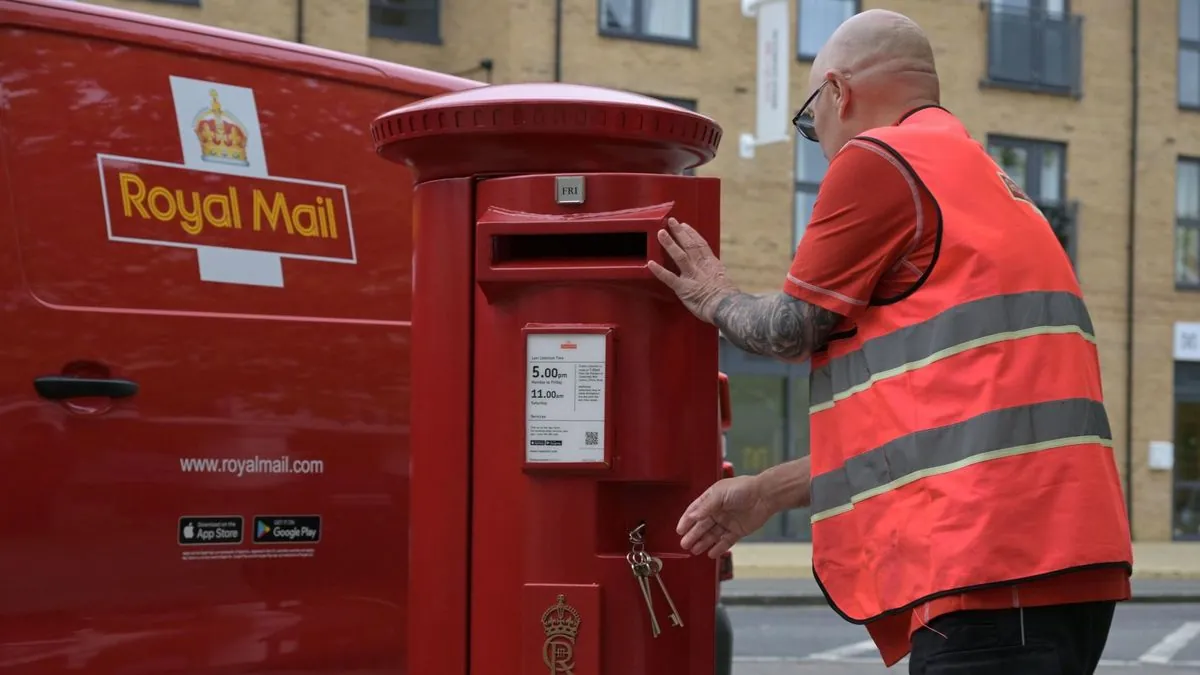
[893,100,941,124]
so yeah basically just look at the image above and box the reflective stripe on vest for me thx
[807,289,1102,523]
[810,397,1111,522]
[810,290,1095,414]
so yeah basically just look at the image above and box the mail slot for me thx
[491,231,647,264]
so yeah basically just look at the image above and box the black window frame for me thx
[986,134,1077,265]
[792,139,827,248]
[1181,0,1200,110]
[598,0,698,48]
[981,0,1083,98]
[795,0,860,62]
[1177,156,1200,290]
[639,95,699,175]
[649,95,696,111]
[369,0,441,45]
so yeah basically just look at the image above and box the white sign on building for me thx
[739,0,790,159]
[1174,322,1200,362]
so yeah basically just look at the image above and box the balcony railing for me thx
[1039,199,1080,266]
[984,3,1083,97]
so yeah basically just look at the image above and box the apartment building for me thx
[80,0,1199,543]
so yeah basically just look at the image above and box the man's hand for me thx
[676,475,774,558]
[647,217,736,324]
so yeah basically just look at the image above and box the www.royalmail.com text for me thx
[179,456,324,477]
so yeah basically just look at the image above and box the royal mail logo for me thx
[96,76,357,288]
[560,342,578,350]
[194,89,250,167]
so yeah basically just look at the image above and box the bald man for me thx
[650,9,1133,674]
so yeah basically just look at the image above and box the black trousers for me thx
[908,600,1117,674]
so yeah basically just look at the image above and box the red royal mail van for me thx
[0,0,479,671]
[0,1,739,673]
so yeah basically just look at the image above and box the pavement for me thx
[728,603,1200,674]
[721,541,1200,605]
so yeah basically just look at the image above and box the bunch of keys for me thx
[627,521,683,638]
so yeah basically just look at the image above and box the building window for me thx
[986,135,1077,264]
[599,0,696,46]
[369,0,440,44]
[984,0,1082,96]
[1177,158,1200,288]
[793,140,828,247]
[651,95,696,111]
[718,339,812,542]
[1181,0,1200,108]
[642,95,699,175]
[796,0,856,60]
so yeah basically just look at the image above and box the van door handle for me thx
[34,376,139,400]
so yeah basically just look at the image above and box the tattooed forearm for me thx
[712,292,842,361]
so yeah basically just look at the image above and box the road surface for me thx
[730,603,1200,674]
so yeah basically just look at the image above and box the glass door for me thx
[783,374,813,541]
[725,375,787,541]
[718,338,813,541]
[1172,401,1200,540]
[1174,362,1200,541]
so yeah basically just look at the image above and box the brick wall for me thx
[80,0,1200,540]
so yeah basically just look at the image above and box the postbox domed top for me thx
[371,82,723,183]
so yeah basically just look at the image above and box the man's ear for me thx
[832,76,853,120]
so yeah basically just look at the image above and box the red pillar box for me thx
[372,83,724,675]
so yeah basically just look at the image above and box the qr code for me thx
[585,431,599,446]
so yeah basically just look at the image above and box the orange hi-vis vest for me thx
[807,106,1134,625]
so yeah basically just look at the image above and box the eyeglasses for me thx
[792,80,828,143]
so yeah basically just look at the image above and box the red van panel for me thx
[0,1,478,672]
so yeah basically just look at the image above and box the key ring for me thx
[628,522,648,564]
[628,521,646,545]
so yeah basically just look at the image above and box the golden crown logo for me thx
[541,594,581,675]
[193,88,249,167]
[542,594,581,639]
